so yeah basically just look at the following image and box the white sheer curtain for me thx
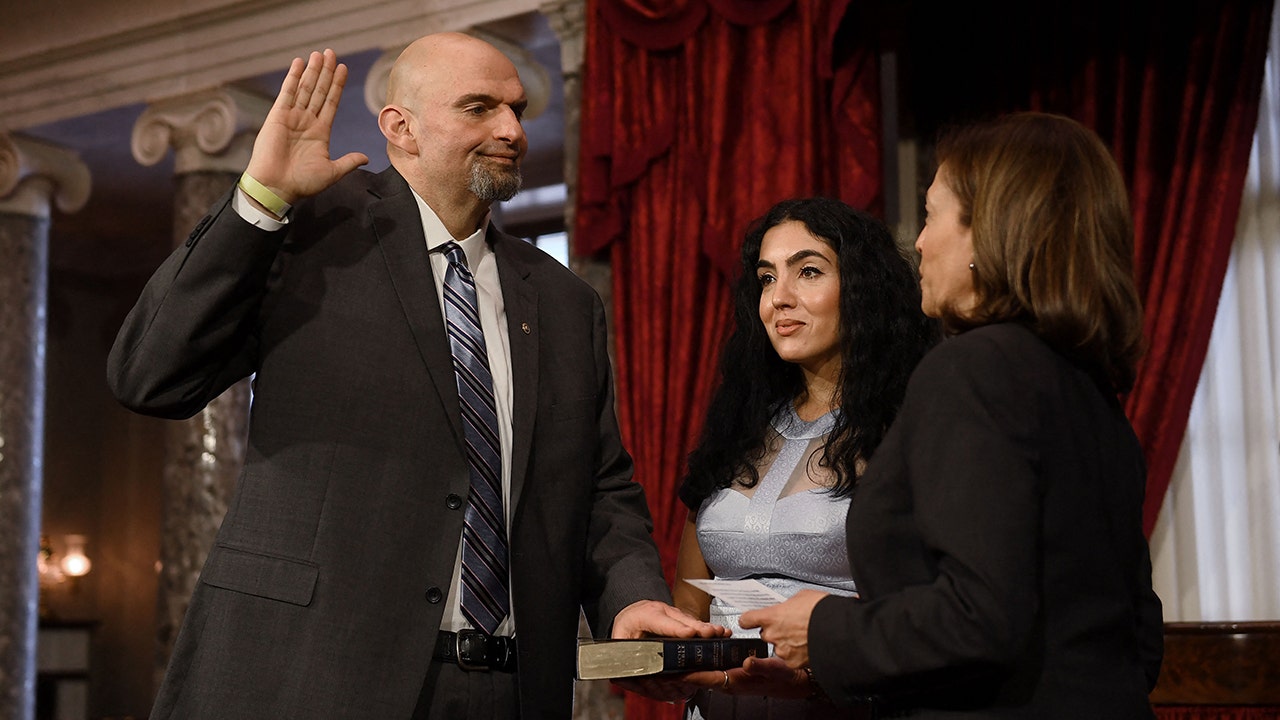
[1149,1,1280,622]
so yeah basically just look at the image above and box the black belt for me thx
[433,630,517,672]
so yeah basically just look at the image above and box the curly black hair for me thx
[679,198,940,511]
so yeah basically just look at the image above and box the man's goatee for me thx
[471,162,522,202]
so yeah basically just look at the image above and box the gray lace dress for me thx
[686,406,858,720]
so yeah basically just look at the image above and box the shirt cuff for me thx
[232,187,289,230]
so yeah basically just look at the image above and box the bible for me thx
[576,637,769,680]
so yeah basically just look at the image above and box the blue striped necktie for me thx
[439,241,508,635]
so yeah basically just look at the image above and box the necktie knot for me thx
[440,241,473,279]
[440,242,481,284]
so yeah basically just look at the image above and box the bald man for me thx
[109,34,721,719]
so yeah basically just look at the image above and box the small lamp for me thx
[60,534,92,577]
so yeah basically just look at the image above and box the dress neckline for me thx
[773,403,837,441]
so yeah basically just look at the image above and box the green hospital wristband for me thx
[238,172,291,217]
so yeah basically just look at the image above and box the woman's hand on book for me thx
[684,656,812,698]
[621,656,812,700]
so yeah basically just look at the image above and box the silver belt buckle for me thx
[454,630,489,671]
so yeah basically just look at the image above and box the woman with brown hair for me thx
[742,113,1164,718]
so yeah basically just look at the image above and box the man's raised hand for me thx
[244,49,369,206]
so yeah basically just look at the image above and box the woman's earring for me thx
[968,263,976,271]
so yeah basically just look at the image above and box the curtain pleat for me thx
[1151,2,1280,623]
[1114,1,1275,535]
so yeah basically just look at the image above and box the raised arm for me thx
[108,49,370,416]
[242,48,369,213]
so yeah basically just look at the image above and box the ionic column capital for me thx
[131,87,272,174]
[0,133,91,219]
[540,0,585,74]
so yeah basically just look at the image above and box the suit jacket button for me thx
[425,587,443,604]
[446,493,463,510]
[185,214,212,247]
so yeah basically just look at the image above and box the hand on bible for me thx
[610,599,728,640]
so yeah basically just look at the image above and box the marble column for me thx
[539,3,624,719]
[130,87,269,685]
[541,0,611,307]
[0,134,90,720]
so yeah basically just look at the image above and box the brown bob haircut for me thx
[935,112,1145,394]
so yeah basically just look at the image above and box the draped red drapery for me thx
[1106,2,1273,535]
[992,1,1273,535]
[577,1,882,717]
[898,0,1272,537]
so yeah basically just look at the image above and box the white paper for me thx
[683,578,787,611]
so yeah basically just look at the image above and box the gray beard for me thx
[469,159,522,202]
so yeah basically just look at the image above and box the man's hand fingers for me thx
[611,600,727,639]
[648,604,713,637]
[308,49,338,116]
[319,62,350,125]
[276,57,306,111]
[661,603,729,638]
[291,52,323,112]
[333,152,371,178]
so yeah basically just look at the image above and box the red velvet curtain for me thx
[1112,2,1273,535]
[577,1,882,717]
[893,0,1271,536]
[1013,1,1274,535]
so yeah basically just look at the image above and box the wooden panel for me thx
[1150,622,1280,704]
[36,620,94,720]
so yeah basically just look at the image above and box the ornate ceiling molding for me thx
[0,0,539,132]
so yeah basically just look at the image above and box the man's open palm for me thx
[245,48,369,204]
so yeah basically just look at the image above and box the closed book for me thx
[576,637,769,680]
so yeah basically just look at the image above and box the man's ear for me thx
[379,105,419,154]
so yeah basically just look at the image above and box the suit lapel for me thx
[368,169,465,448]
[492,229,538,512]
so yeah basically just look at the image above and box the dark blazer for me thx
[809,323,1163,718]
[107,167,671,719]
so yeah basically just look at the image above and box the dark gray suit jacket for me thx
[108,167,671,719]
[809,323,1163,718]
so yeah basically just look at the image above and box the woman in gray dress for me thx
[671,197,938,718]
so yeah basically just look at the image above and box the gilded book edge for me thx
[575,637,769,680]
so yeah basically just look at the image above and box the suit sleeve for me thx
[1136,526,1164,689]
[579,293,673,634]
[107,191,285,419]
[809,335,1042,701]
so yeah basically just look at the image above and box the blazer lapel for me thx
[492,229,538,512]
[368,169,465,448]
